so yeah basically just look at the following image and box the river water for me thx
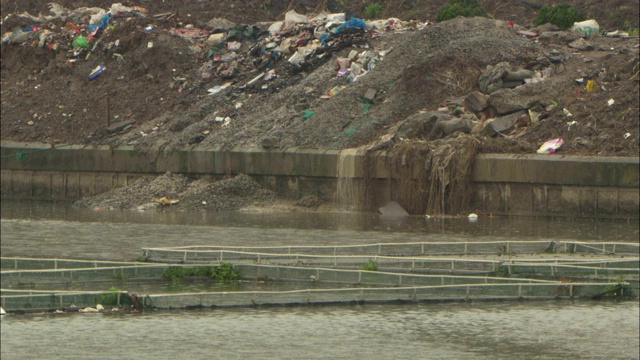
[1,200,639,359]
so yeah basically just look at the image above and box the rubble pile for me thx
[74,172,276,211]
[73,172,191,210]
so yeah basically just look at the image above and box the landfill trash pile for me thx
[1,2,639,214]
[1,2,638,158]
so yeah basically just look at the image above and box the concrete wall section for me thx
[471,154,639,218]
[473,183,639,218]
[0,143,344,176]
[473,154,639,187]
[0,169,144,201]
[1,142,638,218]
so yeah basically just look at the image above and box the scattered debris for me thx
[155,196,179,205]
[363,88,377,103]
[379,201,410,216]
[485,110,528,134]
[572,19,600,38]
[563,108,573,118]
[88,64,105,80]
[537,138,564,154]
[468,213,479,223]
[106,120,135,134]
[73,173,276,211]
[301,109,315,120]
[207,82,231,95]
[188,134,206,144]
[0,3,637,166]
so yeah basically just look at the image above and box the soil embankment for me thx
[1,1,638,213]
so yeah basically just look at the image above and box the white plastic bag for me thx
[284,10,308,24]
[110,3,130,14]
[89,9,106,24]
[536,138,564,154]
[326,13,346,22]
[268,21,284,35]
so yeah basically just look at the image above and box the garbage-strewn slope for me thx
[1,1,638,158]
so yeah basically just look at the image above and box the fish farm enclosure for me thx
[1,241,638,312]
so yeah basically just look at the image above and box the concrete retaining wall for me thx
[472,154,639,218]
[1,142,638,218]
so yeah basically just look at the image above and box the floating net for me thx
[140,282,632,309]
[142,240,640,263]
[2,240,638,311]
[2,283,630,311]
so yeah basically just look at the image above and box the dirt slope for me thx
[1,0,638,158]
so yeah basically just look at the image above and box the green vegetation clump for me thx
[361,259,378,271]
[534,4,586,30]
[624,21,639,36]
[436,0,488,22]
[212,262,241,281]
[96,287,129,306]
[112,269,125,281]
[162,263,241,283]
[364,3,383,19]
[544,241,557,254]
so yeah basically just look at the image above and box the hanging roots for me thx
[426,136,478,215]
[364,135,478,215]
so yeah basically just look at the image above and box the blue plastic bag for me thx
[333,18,366,34]
[88,14,111,31]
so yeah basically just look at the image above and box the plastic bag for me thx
[536,138,564,154]
[301,109,315,120]
[72,35,91,49]
[89,10,106,25]
[284,10,308,24]
[326,13,346,22]
[333,18,366,33]
[268,21,284,35]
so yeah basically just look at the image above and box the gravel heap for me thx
[73,173,276,211]
[176,174,276,211]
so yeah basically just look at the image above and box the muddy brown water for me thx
[2,200,638,261]
[1,301,638,359]
[1,200,639,359]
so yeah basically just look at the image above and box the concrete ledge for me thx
[1,142,638,218]
[3,143,637,186]
[474,154,639,188]
[473,183,639,218]
[0,143,345,177]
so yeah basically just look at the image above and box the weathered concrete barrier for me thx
[1,142,638,218]
[472,154,639,218]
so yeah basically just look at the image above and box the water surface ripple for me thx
[1,201,639,359]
